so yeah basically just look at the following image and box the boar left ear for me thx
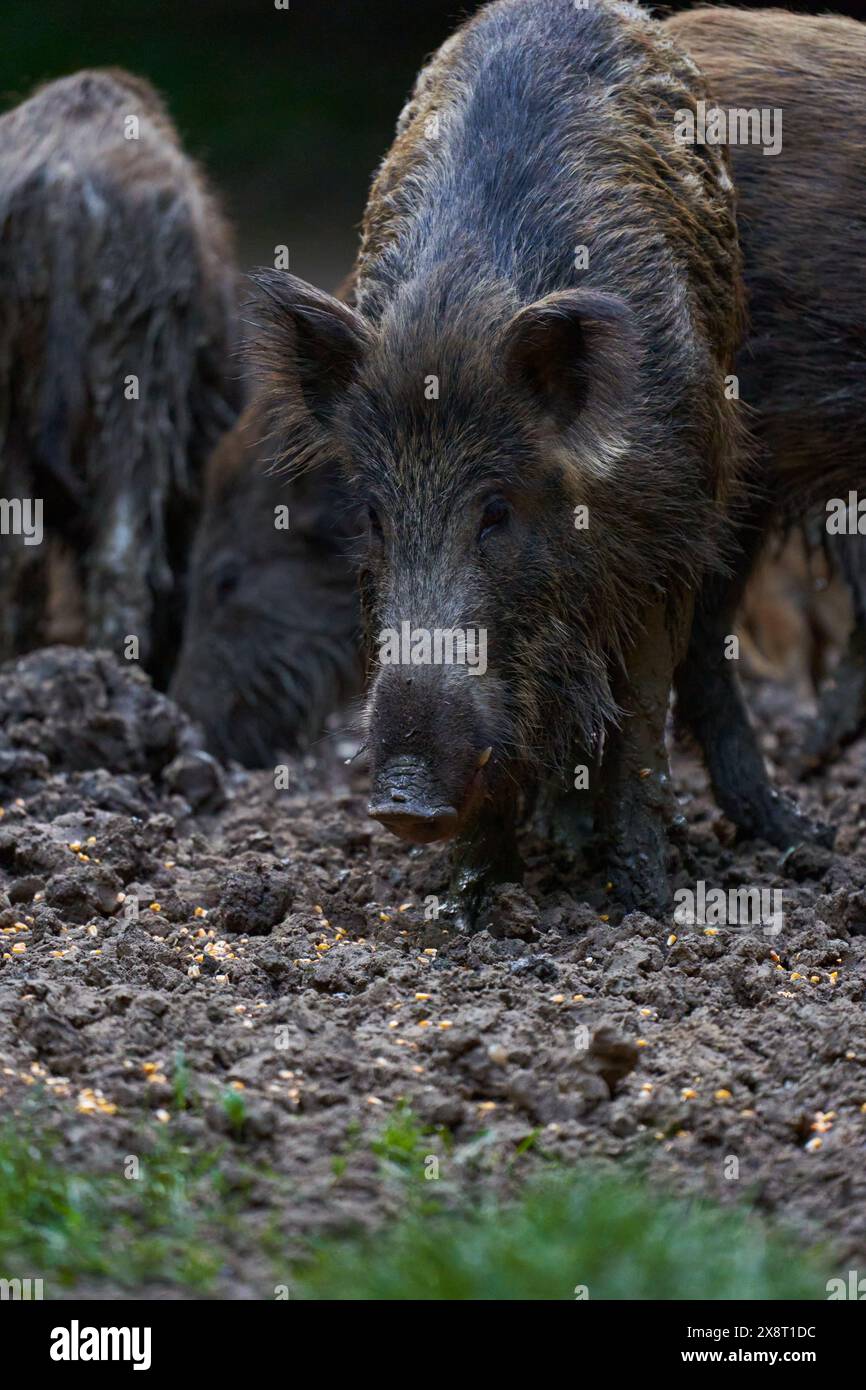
[502,288,640,432]
[249,270,371,432]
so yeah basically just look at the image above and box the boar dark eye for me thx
[478,496,510,543]
[212,562,241,603]
[366,504,383,539]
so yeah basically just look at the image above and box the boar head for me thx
[251,268,654,842]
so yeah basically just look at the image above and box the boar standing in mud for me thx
[170,403,361,765]
[663,8,866,797]
[252,0,747,921]
[0,69,239,682]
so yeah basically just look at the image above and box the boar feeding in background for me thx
[171,402,362,765]
[0,68,240,684]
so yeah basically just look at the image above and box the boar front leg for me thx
[0,442,47,658]
[0,537,24,659]
[533,740,600,850]
[597,598,691,916]
[446,788,523,930]
[84,486,155,666]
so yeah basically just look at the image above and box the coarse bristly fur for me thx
[0,68,240,680]
[665,6,866,517]
[251,0,747,828]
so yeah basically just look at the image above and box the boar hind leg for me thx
[597,599,691,916]
[803,629,866,768]
[802,536,866,769]
[676,562,834,849]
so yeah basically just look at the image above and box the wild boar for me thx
[0,68,239,682]
[251,0,747,919]
[170,402,361,765]
[664,8,866,819]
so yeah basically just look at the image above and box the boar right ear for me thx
[502,288,640,446]
[249,270,370,433]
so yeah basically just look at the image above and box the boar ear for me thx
[249,270,370,432]
[502,288,640,435]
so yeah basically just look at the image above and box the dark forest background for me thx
[2,0,861,288]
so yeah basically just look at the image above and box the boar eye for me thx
[478,496,510,543]
[212,561,241,603]
[366,504,383,539]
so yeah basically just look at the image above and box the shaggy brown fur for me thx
[666,7,865,515]
[0,68,239,680]
[666,8,866,827]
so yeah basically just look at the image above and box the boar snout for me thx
[368,755,460,844]
[366,664,494,844]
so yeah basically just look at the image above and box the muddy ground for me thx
[0,646,864,1297]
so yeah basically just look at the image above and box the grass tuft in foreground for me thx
[0,1119,223,1292]
[295,1168,829,1301]
[0,1108,832,1300]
